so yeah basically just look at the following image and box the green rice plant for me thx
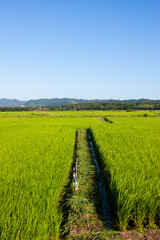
[0,110,159,119]
[0,116,100,239]
[0,118,77,239]
[90,117,160,230]
[0,113,160,238]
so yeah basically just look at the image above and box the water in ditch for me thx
[88,130,113,230]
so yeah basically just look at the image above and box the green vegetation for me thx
[0,119,76,240]
[0,113,160,239]
[0,110,159,118]
[62,100,160,111]
[0,99,160,110]
[66,129,105,239]
[91,117,160,230]
[0,117,98,240]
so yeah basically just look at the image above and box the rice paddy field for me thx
[0,111,160,239]
[0,110,159,118]
[91,117,160,230]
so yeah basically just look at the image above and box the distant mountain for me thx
[25,98,88,107]
[0,98,159,107]
[0,98,26,107]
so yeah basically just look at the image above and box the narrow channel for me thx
[88,129,113,230]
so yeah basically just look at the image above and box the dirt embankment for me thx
[119,230,160,240]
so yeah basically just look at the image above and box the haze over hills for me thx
[0,98,27,107]
[0,98,159,107]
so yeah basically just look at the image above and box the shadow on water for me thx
[88,129,114,230]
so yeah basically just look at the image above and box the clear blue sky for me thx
[0,0,160,100]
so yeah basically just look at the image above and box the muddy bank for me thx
[119,229,160,240]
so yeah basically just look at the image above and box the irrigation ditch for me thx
[59,127,160,240]
[103,117,113,124]
[96,117,113,124]
[88,129,113,230]
[60,129,115,240]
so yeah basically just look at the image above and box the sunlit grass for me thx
[0,110,159,118]
[0,115,159,239]
[0,119,77,239]
[91,117,160,230]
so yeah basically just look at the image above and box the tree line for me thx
[0,101,160,112]
[61,101,160,111]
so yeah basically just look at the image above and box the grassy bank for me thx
[65,129,106,239]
